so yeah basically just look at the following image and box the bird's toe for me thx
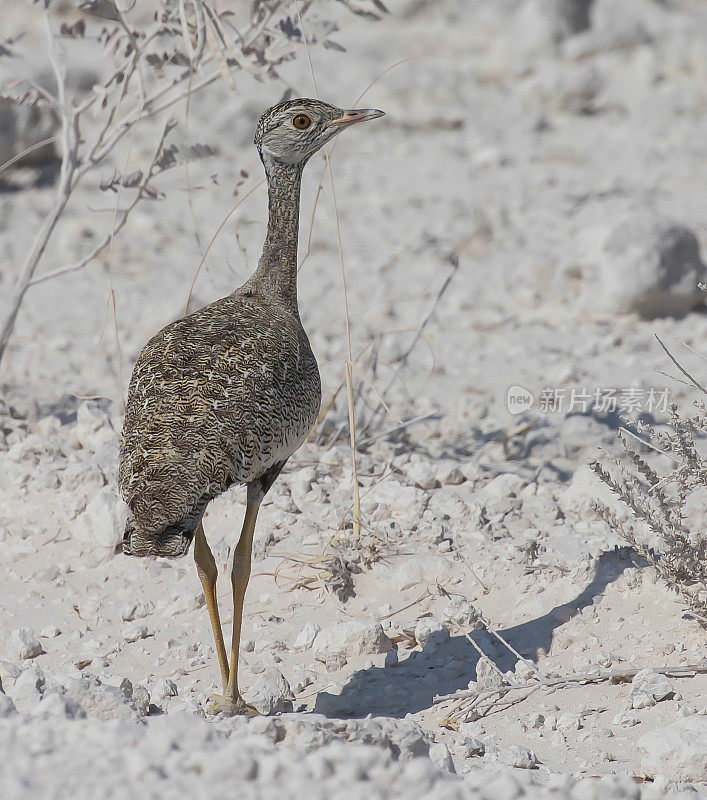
[206,692,260,718]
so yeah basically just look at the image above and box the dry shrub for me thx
[591,371,707,625]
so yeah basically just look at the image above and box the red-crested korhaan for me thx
[119,99,384,715]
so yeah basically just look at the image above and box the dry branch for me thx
[0,0,385,366]
[436,661,707,729]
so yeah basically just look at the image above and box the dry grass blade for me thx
[183,180,265,314]
[655,334,707,394]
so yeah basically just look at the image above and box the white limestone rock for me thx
[152,678,178,701]
[294,621,321,651]
[428,742,456,774]
[6,628,43,661]
[456,736,485,758]
[441,596,481,629]
[413,617,449,648]
[74,489,127,551]
[31,692,85,721]
[496,744,538,769]
[630,668,674,709]
[0,661,21,692]
[123,623,149,643]
[405,459,438,490]
[8,666,45,712]
[638,716,707,782]
[598,213,706,318]
[249,668,293,715]
[313,620,392,662]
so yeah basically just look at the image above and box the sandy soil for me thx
[1,0,706,797]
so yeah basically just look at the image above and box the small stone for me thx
[313,620,392,662]
[249,668,293,715]
[39,626,61,639]
[638,716,707,782]
[414,617,449,648]
[428,742,456,773]
[9,666,45,711]
[529,713,545,729]
[163,588,205,617]
[438,466,466,486]
[121,601,154,622]
[457,736,485,758]
[475,657,504,689]
[497,745,537,769]
[74,489,128,551]
[557,712,582,731]
[0,661,21,690]
[6,628,43,660]
[405,460,438,490]
[613,712,640,727]
[123,623,149,643]
[598,212,706,318]
[131,685,151,716]
[294,622,321,651]
[481,473,526,500]
[31,692,85,720]
[152,678,178,700]
[630,668,674,709]
[514,659,536,680]
[441,596,481,629]
[323,652,348,672]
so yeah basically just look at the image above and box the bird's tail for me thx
[122,517,194,558]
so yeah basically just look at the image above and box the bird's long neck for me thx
[250,153,303,309]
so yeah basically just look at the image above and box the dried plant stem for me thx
[0,10,77,365]
[30,119,173,287]
[436,661,707,728]
[655,334,707,394]
[345,360,362,537]
[183,179,266,314]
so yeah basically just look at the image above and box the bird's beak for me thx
[327,108,386,129]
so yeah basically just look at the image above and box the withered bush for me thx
[591,349,706,626]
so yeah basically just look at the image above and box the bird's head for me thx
[254,98,385,166]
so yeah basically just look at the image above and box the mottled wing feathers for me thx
[119,290,321,548]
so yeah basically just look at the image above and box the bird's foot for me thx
[207,692,259,717]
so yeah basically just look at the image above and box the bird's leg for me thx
[193,522,230,691]
[207,500,260,717]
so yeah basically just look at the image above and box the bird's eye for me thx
[292,114,312,130]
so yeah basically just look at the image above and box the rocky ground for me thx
[1,0,706,797]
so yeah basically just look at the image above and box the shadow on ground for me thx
[313,548,640,719]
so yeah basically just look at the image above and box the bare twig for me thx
[0,11,79,364]
[655,334,707,394]
[436,661,707,728]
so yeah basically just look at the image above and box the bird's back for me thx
[119,288,320,555]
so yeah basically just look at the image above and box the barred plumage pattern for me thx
[119,291,320,556]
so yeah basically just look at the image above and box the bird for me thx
[118,98,385,716]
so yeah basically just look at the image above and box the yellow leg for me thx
[207,502,260,717]
[193,522,230,691]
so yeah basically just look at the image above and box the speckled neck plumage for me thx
[249,153,304,310]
